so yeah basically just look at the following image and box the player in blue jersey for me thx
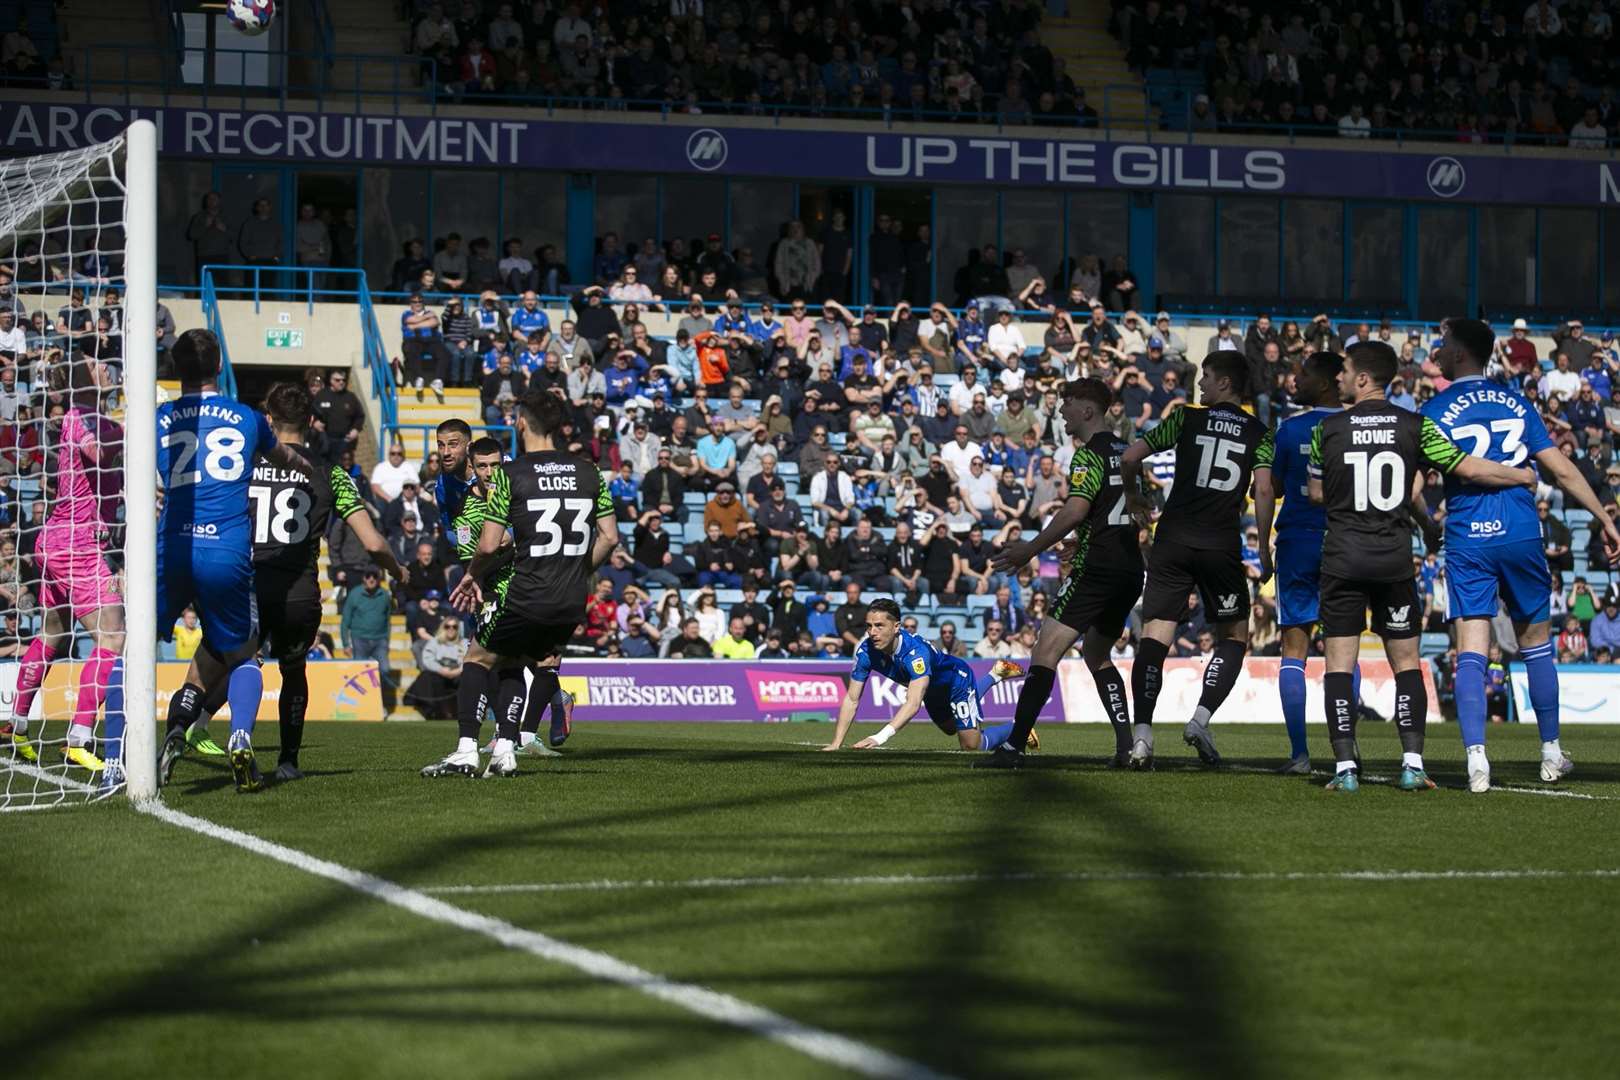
[155,329,312,793]
[1423,320,1620,792]
[821,599,1026,752]
[1256,351,1361,775]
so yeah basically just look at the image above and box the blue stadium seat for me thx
[1420,633,1450,655]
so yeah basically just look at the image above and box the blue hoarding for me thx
[1,101,1616,206]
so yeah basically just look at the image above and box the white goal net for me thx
[0,124,157,810]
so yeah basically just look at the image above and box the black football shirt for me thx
[1309,400,1465,581]
[1141,402,1274,550]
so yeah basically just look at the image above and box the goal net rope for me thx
[0,125,157,810]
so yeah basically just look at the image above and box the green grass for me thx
[5,721,1620,1079]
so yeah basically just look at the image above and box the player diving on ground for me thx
[821,598,1025,752]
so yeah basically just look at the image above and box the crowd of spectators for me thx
[344,211,1620,708]
[408,0,1097,124]
[1117,0,1618,146]
[0,253,173,632]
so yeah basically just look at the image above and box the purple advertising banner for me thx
[554,658,1064,726]
[1,101,1616,205]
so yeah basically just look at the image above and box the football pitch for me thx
[5,721,1620,1080]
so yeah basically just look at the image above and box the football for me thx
[224,0,276,36]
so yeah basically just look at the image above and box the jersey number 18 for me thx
[249,486,313,544]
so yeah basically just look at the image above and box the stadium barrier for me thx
[1508,664,1618,724]
[552,659,1065,725]
[0,658,1464,727]
[0,662,387,724]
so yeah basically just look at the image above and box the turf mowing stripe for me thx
[135,801,954,1080]
[422,868,1620,895]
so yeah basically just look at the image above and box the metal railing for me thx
[384,422,517,461]
[172,276,1617,337]
[197,263,397,432]
[198,266,238,399]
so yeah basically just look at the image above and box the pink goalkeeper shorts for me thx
[35,542,121,621]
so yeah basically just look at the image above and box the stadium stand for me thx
[1112,0,1620,146]
[7,2,1614,720]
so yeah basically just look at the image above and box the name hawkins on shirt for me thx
[159,402,244,429]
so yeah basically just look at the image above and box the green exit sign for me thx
[265,328,304,348]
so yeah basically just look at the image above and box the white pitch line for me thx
[0,756,100,805]
[422,867,1620,896]
[136,801,952,1080]
[799,742,1620,799]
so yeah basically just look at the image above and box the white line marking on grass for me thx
[796,744,1620,798]
[423,867,1620,896]
[0,757,99,809]
[136,801,952,1080]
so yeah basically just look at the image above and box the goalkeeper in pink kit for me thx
[3,358,125,771]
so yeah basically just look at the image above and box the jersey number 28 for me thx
[161,428,246,488]
[526,498,593,557]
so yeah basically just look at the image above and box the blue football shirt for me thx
[850,629,955,688]
[1272,406,1338,535]
[156,392,276,555]
[1421,375,1552,547]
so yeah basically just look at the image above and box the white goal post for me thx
[0,121,156,808]
[123,119,158,803]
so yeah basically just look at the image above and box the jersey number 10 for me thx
[526,497,594,557]
[1344,450,1406,512]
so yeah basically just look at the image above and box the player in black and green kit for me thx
[1309,342,1534,793]
[1121,352,1275,768]
[427,395,617,778]
[167,382,406,785]
[426,420,578,768]
[979,377,1146,770]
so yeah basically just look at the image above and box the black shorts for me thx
[1141,540,1248,624]
[256,567,322,664]
[1319,575,1421,639]
[1051,561,1144,640]
[476,601,577,660]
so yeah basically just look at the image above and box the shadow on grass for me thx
[3,736,1273,1079]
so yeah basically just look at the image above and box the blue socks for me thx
[1278,659,1361,759]
[1454,651,1488,748]
[1279,658,1308,759]
[227,660,264,739]
[979,722,1014,751]
[101,659,125,766]
[974,672,996,702]
[1522,640,1559,742]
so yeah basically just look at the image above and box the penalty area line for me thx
[421,867,1620,896]
[135,800,952,1080]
